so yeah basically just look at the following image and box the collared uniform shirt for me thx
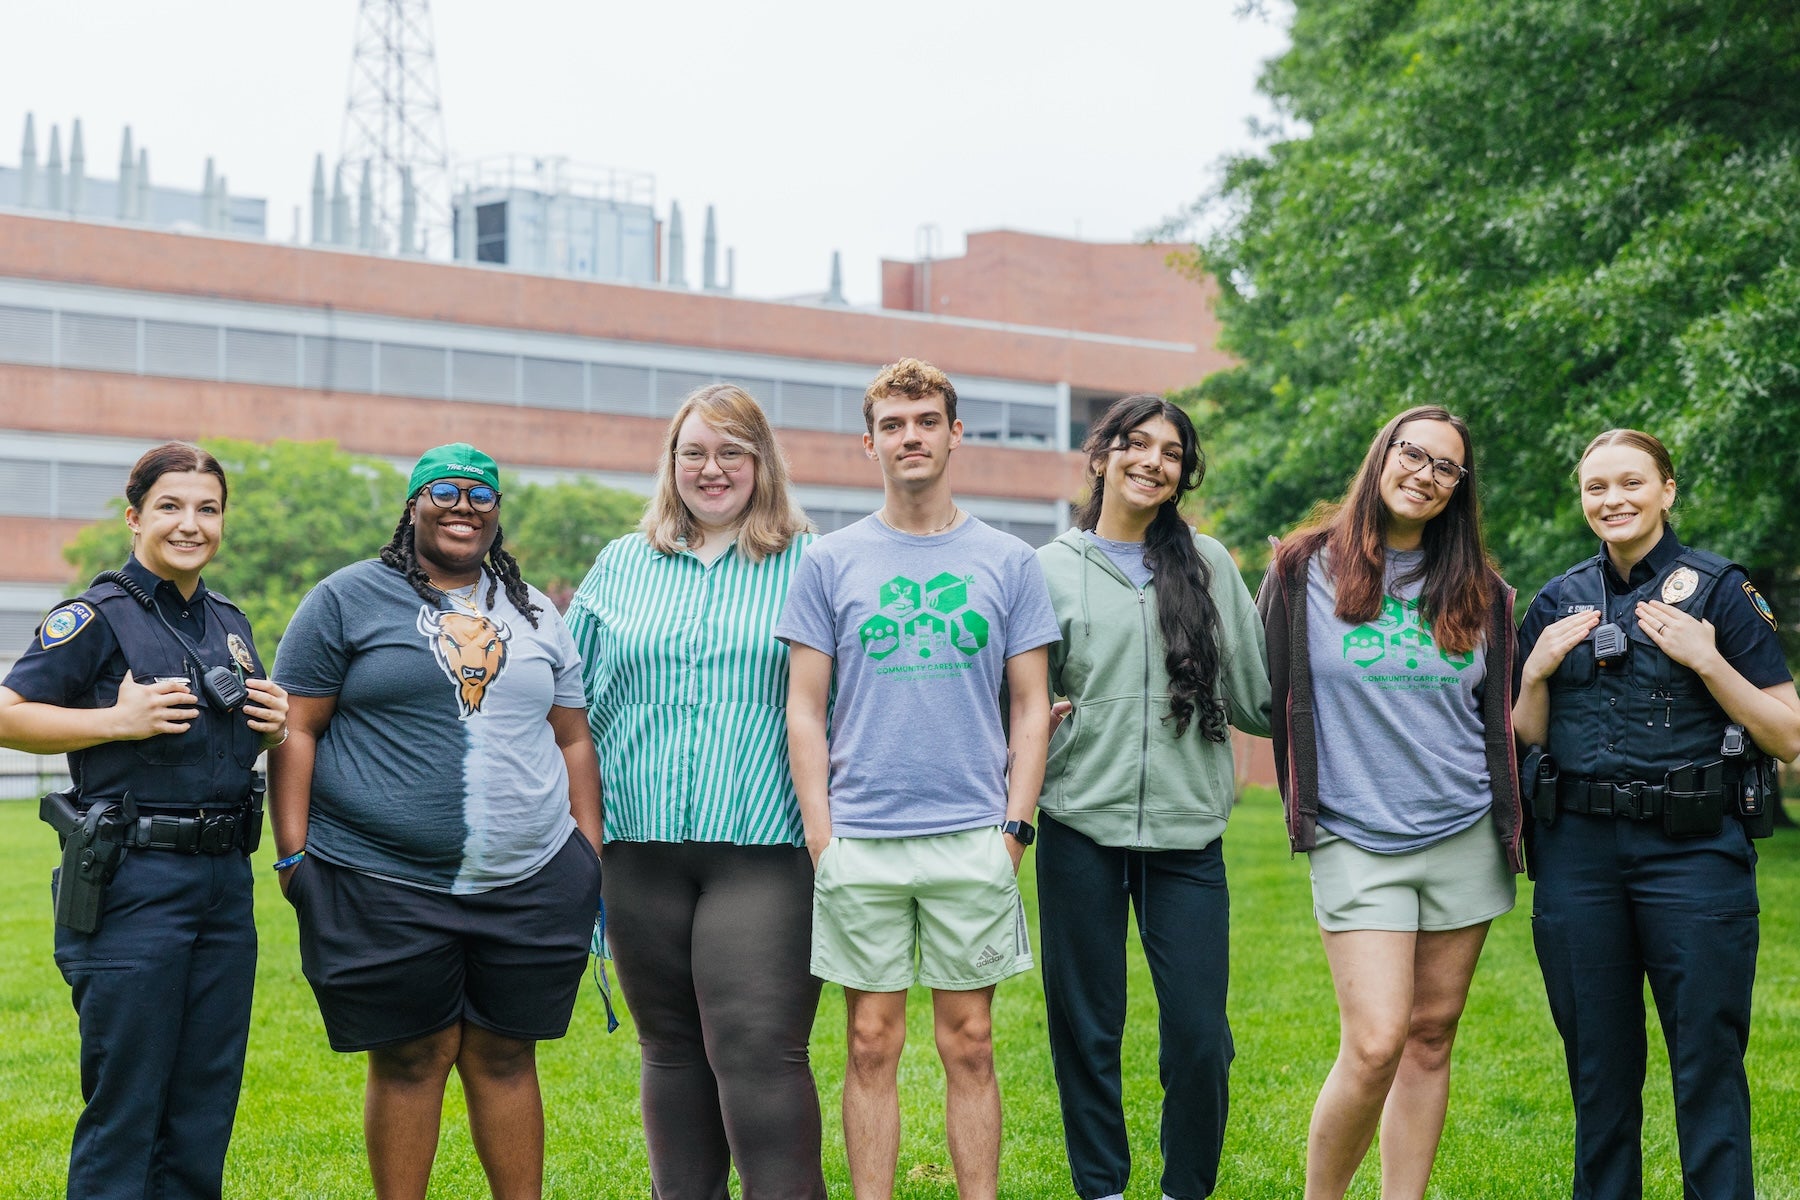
[566,531,814,846]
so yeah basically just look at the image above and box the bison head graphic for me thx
[417,606,512,719]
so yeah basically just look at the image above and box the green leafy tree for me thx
[1191,0,1800,659]
[501,479,646,606]
[63,439,405,651]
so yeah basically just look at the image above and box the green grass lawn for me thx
[2,790,1796,1199]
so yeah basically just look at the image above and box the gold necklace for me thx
[878,506,962,536]
[436,581,482,613]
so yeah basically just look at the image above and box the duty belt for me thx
[49,802,255,855]
[1555,777,1726,821]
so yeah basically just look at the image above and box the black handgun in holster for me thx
[1521,745,1560,826]
[241,772,266,855]
[41,789,136,934]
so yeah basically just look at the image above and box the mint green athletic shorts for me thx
[811,826,1033,992]
[1308,811,1516,933]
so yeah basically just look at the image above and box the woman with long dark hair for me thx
[270,442,602,1200]
[1515,429,1798,1198]
[1259,406,1520,1200]
[1035,394,1271,1200]
[0,441,289,1200]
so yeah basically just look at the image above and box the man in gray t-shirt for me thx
[780,357,1058,1200]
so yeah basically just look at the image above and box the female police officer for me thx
[0,441,289,1200]
[1513,428,1800,1199]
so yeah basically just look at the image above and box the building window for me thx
[475,202,507,264]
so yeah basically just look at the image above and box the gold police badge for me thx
[227,633,257,674]
[1660,566,1700,606]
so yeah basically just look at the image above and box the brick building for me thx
[0,209,1284,789]
[0,213,1230,641]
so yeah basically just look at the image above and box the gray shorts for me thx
[1308,811,1515,933]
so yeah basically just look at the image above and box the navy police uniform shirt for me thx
[3,555,264,807]
[1517,525,1790,693]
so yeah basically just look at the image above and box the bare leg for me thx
[843,988,908,1200]
[1377,923,1490,1200]
[366,1024,462,1200]
[1304,930,1415,1200]
[458,1024,545,1200]
[933,986,1000,1200]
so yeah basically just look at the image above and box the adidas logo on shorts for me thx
[973,944,1004,969]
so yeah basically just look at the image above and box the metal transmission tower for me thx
[339,0,449,255]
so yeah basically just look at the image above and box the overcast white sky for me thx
[1,0,1291,305]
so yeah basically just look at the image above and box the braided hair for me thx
[379,507,543,628]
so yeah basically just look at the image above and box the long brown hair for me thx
[1073,395,1226,740]
[1272,405,1494,655]
[642,383,812,562]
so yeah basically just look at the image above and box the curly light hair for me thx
[861,357,959,433]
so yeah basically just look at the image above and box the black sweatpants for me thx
[603,841,825,1200]
[1037,813,1233,1200]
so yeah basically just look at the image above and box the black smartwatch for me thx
[1001,819,1036,846]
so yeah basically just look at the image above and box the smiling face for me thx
[673,411,756,534]
[1579,443,1674,564]
[864,391,961,491]
[1378,418,1463,539]
[410,475,500,584]
[126,470,224,589]
[1096,415,1185,525]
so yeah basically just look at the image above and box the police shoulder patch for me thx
[39,601,97,649]
[1743,580,1778,631]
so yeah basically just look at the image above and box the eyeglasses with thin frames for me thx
[674,445,753,473]
[1389,439,1468,488]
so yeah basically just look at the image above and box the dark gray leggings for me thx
[603,841,825,1200]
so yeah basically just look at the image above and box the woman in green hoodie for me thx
[1036,395,1272,1200]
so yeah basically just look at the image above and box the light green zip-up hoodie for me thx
[1036,528,1272,850]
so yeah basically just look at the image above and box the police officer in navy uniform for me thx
[0,442,289,1200]
[1513,429,1800,1200]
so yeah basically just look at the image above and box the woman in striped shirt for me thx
[566,383,823,1200]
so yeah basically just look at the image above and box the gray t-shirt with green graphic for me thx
[775,514,1061,838]
[1306,550,1489,853]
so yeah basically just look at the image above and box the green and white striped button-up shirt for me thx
[566,531,813,846]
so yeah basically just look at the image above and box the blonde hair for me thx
[862,357,958,433]
[642,383,813,562]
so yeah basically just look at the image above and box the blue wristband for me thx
[272,850,306,871]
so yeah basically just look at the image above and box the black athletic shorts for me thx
[288,830,601,1051]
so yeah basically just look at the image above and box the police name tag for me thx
[40,602,96,649]
[1661,566,1700,605]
